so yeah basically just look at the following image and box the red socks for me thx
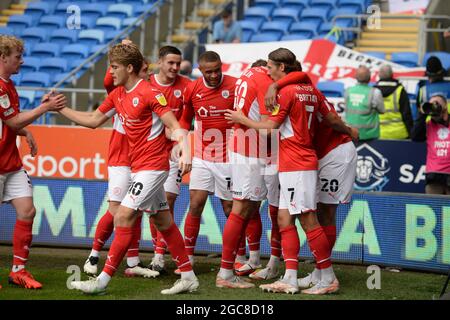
[92,210,114,251]
[183,212,201,256]
[103,226,134,276]
[269,205,281,257]
[13,219,33,266]
[237,233,246,257]
[126,215,142,258]
[322,225,337,249]
[149,220,158,248]
[280,225,299,271]
[155,231,167,254]
[306,226,332,270]
[221,213,246,269]
[246,211,262,251]
[159,222,192,272]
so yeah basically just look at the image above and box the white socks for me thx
[283,269,298,286]
[181,270,196,280]
[126,256,140,268]
[235,254,246,264]
[320,266,336,284]
[249,250,260,266]
[12,265,25,273]
[218,268,234,280]
[89,249,99,258]
[267,255,280,269]
[97,272,111,288]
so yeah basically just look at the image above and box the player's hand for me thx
[178,150,192,176]
[43,93,66,111]
[264,83,278,111]
[25,131,38,157]
[41,89,56,103]
[170,143,181,162]
[350,127,359,142]
[224,108,245,124]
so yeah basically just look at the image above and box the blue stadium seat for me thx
[318,22,334,35]
[80,3,110,20]
[25,2,53,20]
[90,44,108,56]
[317,81,345,97]
[281,0,309,11]
[18,90,36,110]
[53,73,75,86]
[21,57,41,74]
[244,6,273,25]
[107,4,135,19]
[39,58,69,77]
[290,21,319,38]
[337,0,365,12]
[241,29,253,42]
[391,52,418,67]
[272,8,301,24]
[20,72,51,87]
[54,3,74,15]
[260,21,291,37]
[250,32,282,42]
[21,27,49,46]
[69,59,93,72]
[423,52,450,70]
[0,26,15,36]
[7,15,34,34]
[80,16,98,29]
[60,44,89,60]
[38,15,66,31]
[310,0,337,11]
[30,43,60,58]
[78,29,105,46]
[11,74,21,86]
[363,51,386,60]
[281,34,309,41]
[135,4,157,17]
[331,7,360,26]
[60,0,90,3]
[122,17,140,28]
[49,29,79,45]
[300,8,330,23]
[96,17,122,33]
[253,0,281,11]
[105,30,126,43]
[239,19,263,33]
[321,33,345,45]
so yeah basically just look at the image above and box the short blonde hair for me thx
[0,35,24,56]
[108,43,143,75]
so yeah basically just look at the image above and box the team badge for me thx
[222,90,229,99]
[174,89,182,98]
[132,97,139,107]
[271,104,280,115]
[0,94,10,109]
[156,93,167,106]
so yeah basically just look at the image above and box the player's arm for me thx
[265,71,312,108]
[58,107,109,129]
[17,128,37,157]
[225,108,280,130]
[319,96,359,141]
[3,93,66,131]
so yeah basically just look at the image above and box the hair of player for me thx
[0,35,24,57]
[268,48,300,73]
[198,51,221,64]
[108,43,144,75]
[251,59,267,67]
[159,45,182,59]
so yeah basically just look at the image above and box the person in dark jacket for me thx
[375,64,413,139]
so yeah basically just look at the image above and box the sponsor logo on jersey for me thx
[156,93,167,106]
[271,104,280,116]
[3,107,14,117]
[0,94,10,109]
[132,97,139,107]
[174,89,182,98]
[197,106,208,117]
[355,143,391,191]
[222,90,230,99]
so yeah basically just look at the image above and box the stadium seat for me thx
[39,58,69,77]
[18,90,36,110]
[20,72,51,87]
[30,43,60,59]
[135,4,157,17]
[253,0,281,11]
[21,27,50,46]
[331,7,360,26]
[281,0,309,11]
[105,30,127,42]
[300,8,330,24]
[54,3,74,15]
[260,21,291,37]
[25,2,53,20]
[281,34,309,41]
[69,59,93,72]
[78,29,105,46]
[49,29,79,45]
[244,6,273,25]
[96,17,122,33]
[271,8,301,24]
[80,16,98,29]
[239,19,263,33]
[337,0,365,12]
[310,0,337,11]
[250,32,282,42]
[107,4,135,19]
[80,3,110,20]
[317,81,345,97]
[21,57,41,74]
[241,30,253,42]
[391,52,418,67]
[363,51,386,60]
[122,17,140,28]
[38,15,66,31]
[53,73,75,86]
[290,21,319,38]
[7,15,34,34]
[60,44,90,60]
[11,73,21,86]
[0,27,15,36]
[423,52,450,70]
[90,44,108,56]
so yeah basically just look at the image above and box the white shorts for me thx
[189,157,232,201]
[0,169,33,203]
[230,151,267,201]
[317,141,357,204]
[264,163,280,207]
[121,170,170,215]
[107,166,132,202]
[163,160,182,195]
[279,170,317,215]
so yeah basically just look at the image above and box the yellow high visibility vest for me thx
[380,85,409,139]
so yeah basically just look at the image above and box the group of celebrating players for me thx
[0,34,358,296]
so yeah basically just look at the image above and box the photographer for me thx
[411,94,450,195]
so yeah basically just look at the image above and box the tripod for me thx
[440,267,450,299]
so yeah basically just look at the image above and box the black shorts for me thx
[425,173,450,187]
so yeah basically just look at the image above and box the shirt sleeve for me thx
[269,90,291,124]
[150,92,171,118]
[179,85,195,130]
[98,90,117,118]
[0,90,19,120]
[317,93,334,118]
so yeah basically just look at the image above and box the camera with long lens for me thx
[419,101,443,116]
